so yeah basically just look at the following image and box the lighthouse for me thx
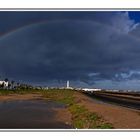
[66,80,69,88]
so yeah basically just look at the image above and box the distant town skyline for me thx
[1,11,140,90]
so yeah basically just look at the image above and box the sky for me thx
[1,11,140,90]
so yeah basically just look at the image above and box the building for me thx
[66,80,73,89]
[82,88,101,92]
[67,80,69,88]
[0,81,8,88]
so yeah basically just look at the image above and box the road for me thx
[83,91,140,110]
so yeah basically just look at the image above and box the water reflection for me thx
[0,100,72,129]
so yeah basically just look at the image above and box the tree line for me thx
[0,78,33,90]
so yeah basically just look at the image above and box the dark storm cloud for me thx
[0,11,136,34]
[0,18,140,87]
[1,11,140,89]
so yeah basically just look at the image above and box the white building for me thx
[66,80,73,89]
[67,80,69,88]
[82,88,101,92]
[0,81,8,88]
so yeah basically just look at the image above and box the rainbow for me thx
[0,19,139,44]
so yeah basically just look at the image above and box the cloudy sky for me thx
[1,11,140,90]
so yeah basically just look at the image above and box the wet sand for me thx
[0,93,140,129]
[0,94,72,129]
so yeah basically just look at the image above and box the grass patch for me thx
[41,89,113,129]
[69,104,112,128]
[96,123,113,129]
[0,89,17,95]
[0,89,40,95]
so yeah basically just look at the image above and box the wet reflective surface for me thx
[0,100,72,129]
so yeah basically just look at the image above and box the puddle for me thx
[0,100,72,129]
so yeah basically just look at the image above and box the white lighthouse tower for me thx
[66,80,69,89]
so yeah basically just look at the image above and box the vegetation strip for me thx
[42,89,113,129]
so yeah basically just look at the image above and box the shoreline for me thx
[0,90,139,129]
